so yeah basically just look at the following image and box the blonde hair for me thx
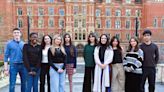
[50,34,66,56]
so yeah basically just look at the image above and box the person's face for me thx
[30,34,38,44]
[112,39,118,47]
[143,34,151,42]
[100,35,107,45]
[44,36,51,45]
[130,38,137,48]
[89,35,95,43]
[54,36,62,46]
[64,35,71,43]
[13,30,21,39]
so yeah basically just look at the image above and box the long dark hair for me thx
[110,36,122,51]
[41,35,52,50]
[63,33,75,57]
[127,37,139,52]
[87,32,98,46]
[98,34,110,47]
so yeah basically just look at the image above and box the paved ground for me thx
[0,58,164,92]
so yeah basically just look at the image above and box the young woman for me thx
[93,34,113,92]
[110,36,125,92]
[123,37,143,92]
[63,33,77,92]
[23,32,42,92]
[48,34,66,92]
[82,33,97,92]
[40,35,52,92]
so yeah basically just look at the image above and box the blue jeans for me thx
[50,64,65,92]
[26,68,40,92]
[9,63,26,92]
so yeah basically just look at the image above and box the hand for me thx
[58,69,64,73]
[73,69,76,74]
[4,70,9,76]
[101,64,107,69]
[28,71,33,75]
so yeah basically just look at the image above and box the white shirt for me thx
[42,46,50,63]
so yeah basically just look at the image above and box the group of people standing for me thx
[4,28,159,92]
[82,30,159,92]
[4,28,77,92]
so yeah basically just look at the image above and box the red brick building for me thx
[0,0,164,59]
[0,0,164,43]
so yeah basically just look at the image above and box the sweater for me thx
[83,44,95,67]
[64,45,77,68]
[140,43,159,68]
[48,48,66,71]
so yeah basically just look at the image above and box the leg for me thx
[40,64,46,92]
[68,73,73,92]
[59,70,65,92]
[50,67,59,92]
[9,65,18,92]
[33,69,40,92]
[19,64,27,92]
[140,68,148,92]
[118,64,125,92]
[111,64,119,92]
[26,73,33,92]
[148,68,156,92]
[82,67,91,92]
[46,64,50,92]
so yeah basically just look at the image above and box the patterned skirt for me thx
[66,64,74,75]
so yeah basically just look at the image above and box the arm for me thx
[23,44,31,72]
[155,45,159,64]
[104,48,114,65]
[94,47,102,67]
[83,45,87,63]
[48,48,58,71]
[73,46,77,68]
[4,42,10,71]
[36,46,42,72]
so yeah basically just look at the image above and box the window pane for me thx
[74,6,79,15]
[74,19,78,27]
[115,9,121,16]
[48,18,54,27]
[17,8,23,16]
[126,9,131,16]
[48,7,54,15]
[59,20,64,28]
[125,20,131,29]
[106,8,110,16]
[106,0,111,3]
[27,7,32,16]
[162,19,164,28]
[96,9,101,17]
[82,19,86,27]
[38,18,44,28]
[38,7,44,16]
[48,0,54,3]
[106,20,111,28]
[59,9,65,16]
[115,20,121,29]
[17,19,23,28]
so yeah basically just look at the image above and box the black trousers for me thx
[82,67,95,92]
[125,72,142,92]
[40,63,50,92]
[140,67,156,92]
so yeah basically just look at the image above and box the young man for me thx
[4,28,26,92]
[140,29,159,92]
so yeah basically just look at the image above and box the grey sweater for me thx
[140,43,159,68]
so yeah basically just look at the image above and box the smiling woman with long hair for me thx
[48,34,66,92]
[123,37,143,92]
[93,34,113,92]
[40,35,52,92]
[63,33,77,92]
